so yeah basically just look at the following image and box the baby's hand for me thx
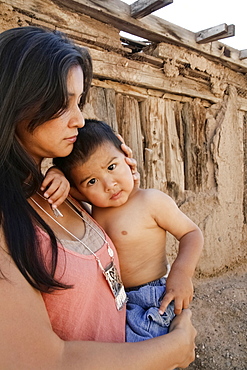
[40,166,70,209]
[159,269,194,316]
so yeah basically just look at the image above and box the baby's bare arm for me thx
[148,190,204,315]
[160,228,203,315]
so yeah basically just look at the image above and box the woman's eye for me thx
[78,94,84,109]
[88,178,97,186]
[78,98,82,109]
[108,164,116,171]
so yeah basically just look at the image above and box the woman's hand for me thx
[169,309,197,368]
[40,166,70,208]
[117,134,140,188]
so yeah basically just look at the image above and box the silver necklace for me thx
[30,194,127,310]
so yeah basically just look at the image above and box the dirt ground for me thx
[183,262,247,370]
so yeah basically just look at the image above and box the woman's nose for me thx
[79,114,85,128]
[69,106,85,128]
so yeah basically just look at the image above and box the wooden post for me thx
[130,0,173,19]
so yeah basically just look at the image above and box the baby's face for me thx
[69,142,134,208]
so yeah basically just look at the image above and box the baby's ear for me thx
[69,186,87,201]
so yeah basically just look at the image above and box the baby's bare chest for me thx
[105,208,166,253]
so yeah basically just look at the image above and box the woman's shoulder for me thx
[0,227,48,319]
[0,226,66,368]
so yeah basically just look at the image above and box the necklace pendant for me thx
[52,207,64,218]
[103,262,127,310]
[107,244,114,258]
[115,285,128,311]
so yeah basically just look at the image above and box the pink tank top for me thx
[39,210,126,343]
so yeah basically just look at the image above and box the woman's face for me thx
[16,65,85,164]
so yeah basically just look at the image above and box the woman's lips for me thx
[65,135,78,143]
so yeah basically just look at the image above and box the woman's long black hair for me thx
[0,26,92,292]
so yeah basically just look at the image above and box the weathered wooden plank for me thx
[213,24,235,42]
[92,78,198,103]
[139,97,184,196]
[196,23,235,44]
[84,86,109,121]
[53,0,197,45]
[238,96,247,111]
[131,51,164,68]
[130,0,173,19]
[150,42,247,96]
[164,100,184,192]
[84,86,121,135]
[130,52,163,67]
[181,101,207,192]
[3,0,247,73]
[243,112,247,223]
[140,97,167,191]
[2,0,124,51]
[115,94,144,182]
[91,78,148,100]
[51,0,247,73]
[195,23,228,43]
[84,87,119,132]
[239,49,247,60]
[89,47,220,103]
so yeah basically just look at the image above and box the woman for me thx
[0,26,196,369]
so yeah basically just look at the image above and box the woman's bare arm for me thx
[0,231,196,370]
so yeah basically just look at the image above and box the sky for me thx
[122,0,246,51]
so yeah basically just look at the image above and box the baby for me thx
[53,119,204,342]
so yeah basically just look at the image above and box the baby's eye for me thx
[108,164,116,171]
[88,178,97,186]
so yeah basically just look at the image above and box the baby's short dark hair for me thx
[53,119,123,184]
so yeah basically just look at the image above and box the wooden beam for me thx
[130,0,173,19]
[203,24,235,43]
[7,0,245,73]
[239,49,247,60]
[89,47,220,103]
[196,23,235,44]
[196,23,227,43]
[51,0,247,73]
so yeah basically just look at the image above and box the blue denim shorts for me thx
[125,275,175,342]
